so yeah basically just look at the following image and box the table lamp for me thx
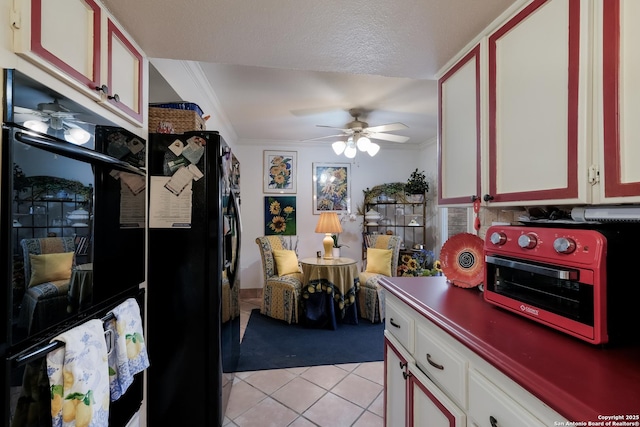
[315,212,343,259]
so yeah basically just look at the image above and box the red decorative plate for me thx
[440,233,484,288]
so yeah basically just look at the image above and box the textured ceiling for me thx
[102,0,519,144]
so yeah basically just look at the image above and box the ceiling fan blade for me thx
[301,133,346,142]
[366,122,408,133]
[316,124,350,132]
[368,132,410,143]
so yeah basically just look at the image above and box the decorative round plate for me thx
[440,232,484,288]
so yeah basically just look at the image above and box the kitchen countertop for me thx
[380,276,640,423]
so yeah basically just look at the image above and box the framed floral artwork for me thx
[264,196,297,235]
[312,163,351,214]
[263,150,297,193]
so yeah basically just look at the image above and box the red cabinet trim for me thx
[438,44,481,205]
[488,0,581,202]
[408,372,457,427]
[107,19,144,122]
[30,0,101,90]
[603,0,640,197]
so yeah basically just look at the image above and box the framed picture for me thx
[263,150,297,193]
[264,196,297,235]
[312,163,351,214]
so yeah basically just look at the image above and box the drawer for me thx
[385,298,414,353]
[415,322,467,409]
[468,369,546,427]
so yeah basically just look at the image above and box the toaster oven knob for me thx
[490,232,507,245]
[517,233,537,249]
[553,237,576,254]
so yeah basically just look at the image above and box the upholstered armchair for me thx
[19,237,76,334]
[255,236,303,324]
[358,234,403,323]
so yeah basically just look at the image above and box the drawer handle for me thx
[490,415,499,427]
[426,353,444,370]
[389,318,401,328]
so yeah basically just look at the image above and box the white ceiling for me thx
[101,0,519,145]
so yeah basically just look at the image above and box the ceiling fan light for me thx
[367,142,380,156]
[344,144,357,158]
[24,120,48,133]
[65,127,91,145]
[332,140,346,155]
[356,136,371,151]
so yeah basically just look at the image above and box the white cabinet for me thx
[385,334,465,427]
[597,0,640,203]
[439,0,640,207]
[438,45,482,205]
[383,291,566,426]
[385,337,408,427]
[12,0,145,124]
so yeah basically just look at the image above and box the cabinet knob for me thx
[402,371,412,380]
[94,84,108,94]
[108,93,120,103]
[471,195,480,202]
[483,194,494,202]
[399,361,407,370]
[490,415,499,427]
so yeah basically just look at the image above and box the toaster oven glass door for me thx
[485,255,594,326]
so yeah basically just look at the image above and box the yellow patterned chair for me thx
[358,234,403,323]
[255,236,303,324]
[19,236,76,334]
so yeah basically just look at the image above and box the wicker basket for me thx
[148,107,206,134]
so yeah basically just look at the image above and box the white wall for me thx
[236,140,438,289]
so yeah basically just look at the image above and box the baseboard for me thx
[240,288,262,299]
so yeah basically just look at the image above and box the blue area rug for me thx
[235,309,384,372]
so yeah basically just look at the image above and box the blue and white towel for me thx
[106,298,150,401]
[46,319,110,427]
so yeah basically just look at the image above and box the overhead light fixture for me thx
[23,119,91,145]
[333,133,379,159]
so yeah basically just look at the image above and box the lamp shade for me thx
[315,212,343,259]
[314,212,343,234]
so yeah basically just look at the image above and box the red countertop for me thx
[380,276,640,423]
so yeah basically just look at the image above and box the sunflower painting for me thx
[264,196,297,235]
[263,151,297,193]
[313,163,351,214]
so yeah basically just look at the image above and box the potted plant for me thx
[405,169,429,202]
[331,233,348,258]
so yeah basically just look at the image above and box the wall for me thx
[236,139,438,290]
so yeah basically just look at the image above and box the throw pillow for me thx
[29,252,74,287]
[272,249,299,276]
[365,248,393,276]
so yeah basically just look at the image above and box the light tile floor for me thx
[224,297,384,427]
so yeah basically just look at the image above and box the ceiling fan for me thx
[306,108,409,158]
[15,99,92,145]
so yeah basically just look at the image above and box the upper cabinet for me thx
[438,45,481,205]
[438,0,640,207]
[598,0,640,203]
[12,0,145,125]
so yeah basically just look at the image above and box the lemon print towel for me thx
[46,319,110,427]
[106,298,150,401]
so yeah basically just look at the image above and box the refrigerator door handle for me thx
[227,190,241,288]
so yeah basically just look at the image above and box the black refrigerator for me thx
[146,131,241,426]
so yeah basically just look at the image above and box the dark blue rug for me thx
[235,309,384,372]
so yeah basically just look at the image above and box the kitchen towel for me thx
[46,319,110,427]
[106,298,150,401]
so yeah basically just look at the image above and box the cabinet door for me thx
[438,45,481,205]
[385,338,408,427]
[408,364,466,427]
[600,0,640,202]
[16,0,102,95]
[105,19,144,123]
[487,0,589,205]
